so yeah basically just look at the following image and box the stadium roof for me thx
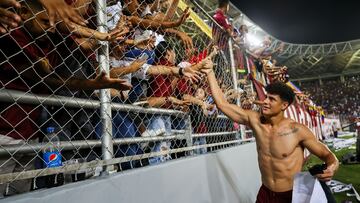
[195,0,360,80]
[232,0,360,44]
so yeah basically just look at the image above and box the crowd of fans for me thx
[0,0,323,198]
[0,0,246,196]
[299,75,360,123]
[0,0,334,198]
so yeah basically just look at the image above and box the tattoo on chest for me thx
[277,126,299,137]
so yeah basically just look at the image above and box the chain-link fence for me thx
[0,0,253,197]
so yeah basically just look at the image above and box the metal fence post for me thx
[96,0,114,173]
[228,38,239,104]
[228,38,246,140]
[185,114,193,156]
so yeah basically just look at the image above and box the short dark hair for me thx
[265,82,295,106]
[218,0,229,8]
[154,41,172,63]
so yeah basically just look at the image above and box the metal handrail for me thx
[0,133,187,156]
[0,89,186,116]
[0,131,243,156]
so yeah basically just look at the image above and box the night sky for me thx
[232,0,360,44]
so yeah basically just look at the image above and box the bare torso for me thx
[252,117,304,192]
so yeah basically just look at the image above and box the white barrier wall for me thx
[2,142,261,203]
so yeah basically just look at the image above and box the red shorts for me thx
[256,184,292,203]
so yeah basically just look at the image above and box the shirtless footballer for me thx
[202,59,339,203]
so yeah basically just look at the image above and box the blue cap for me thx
[46,127,55,134]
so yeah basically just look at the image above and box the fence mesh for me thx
[0,0,251,197]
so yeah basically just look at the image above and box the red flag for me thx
[249,74,266,101]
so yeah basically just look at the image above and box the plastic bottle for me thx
[43,127,64,187]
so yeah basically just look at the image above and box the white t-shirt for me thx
[107,1,123,30]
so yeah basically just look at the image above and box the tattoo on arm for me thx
[278,126,299,137]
